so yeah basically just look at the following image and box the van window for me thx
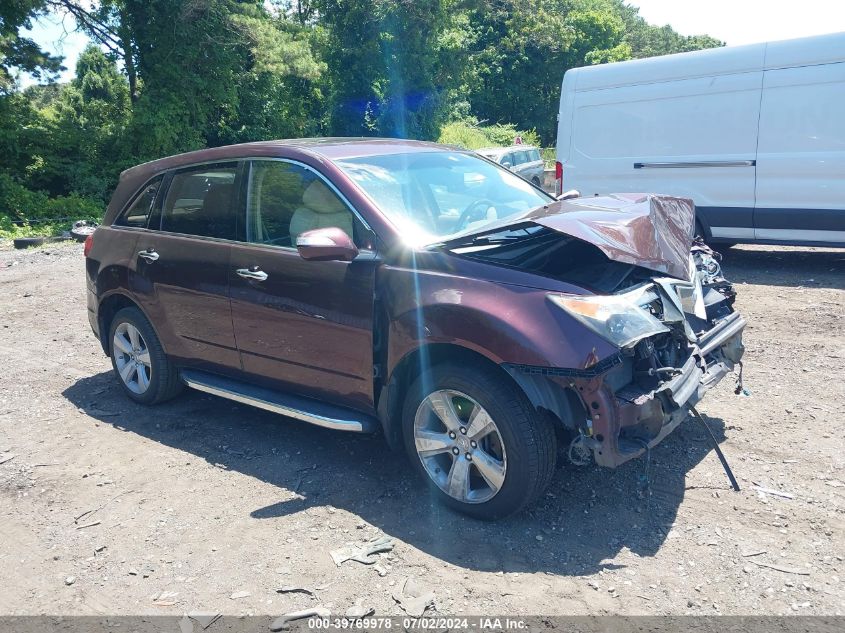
[530,149,541,162]
[246,160,373,249]
[160,164,239,239]
[115,177,162,228]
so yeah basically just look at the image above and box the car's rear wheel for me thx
[402,363,556,519]
[108,307,182,405]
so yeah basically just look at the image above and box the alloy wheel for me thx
[112,322,152,395]
[413,389,507,504]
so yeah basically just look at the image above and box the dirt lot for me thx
[0,241,843,617]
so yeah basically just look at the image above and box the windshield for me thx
[335,151,551,245]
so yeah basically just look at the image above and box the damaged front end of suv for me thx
[442,193,746,469]
[547,239,745,467]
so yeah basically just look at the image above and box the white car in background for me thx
[555,32,845,247]
[477,145,545,188]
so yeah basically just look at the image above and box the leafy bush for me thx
[438,120,542,150]
[0,173,103,238]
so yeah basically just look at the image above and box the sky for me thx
[19,13,87,87]
[627,0,845,46]
[16,1,845,88]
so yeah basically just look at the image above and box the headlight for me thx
[548,290,669,349]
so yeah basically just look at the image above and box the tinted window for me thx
[161,164,238,239]
[116,177,162,228]
[530,149,541,162]
[246,160,373,249]
[513,151,529,164]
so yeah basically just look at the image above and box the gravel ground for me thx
[0,240,843,617]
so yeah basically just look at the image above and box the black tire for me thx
[13,237,45,249]
[108,307,182,405]
[401,362,557,520]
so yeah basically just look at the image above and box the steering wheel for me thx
[456,199,497,231]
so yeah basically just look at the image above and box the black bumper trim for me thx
[503,353,623,379]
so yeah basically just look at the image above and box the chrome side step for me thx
[180,369,378,433]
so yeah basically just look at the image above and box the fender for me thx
[380,258,618,378]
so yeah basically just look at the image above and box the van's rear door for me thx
[755,60,845,244]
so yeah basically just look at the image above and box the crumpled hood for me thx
[523,193,696,280]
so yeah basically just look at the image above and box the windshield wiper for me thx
[428,222,541,250]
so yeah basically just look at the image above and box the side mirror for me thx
[557,189,581,201]
[296,227,359,262]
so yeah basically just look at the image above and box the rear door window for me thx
[160,164,239,239]
[115,177,162,228]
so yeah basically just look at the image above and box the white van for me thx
[555,32,845,247]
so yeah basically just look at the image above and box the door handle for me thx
[138,249,159,263]
[236,267,268,281]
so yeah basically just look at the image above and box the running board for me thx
[180,369,378,433]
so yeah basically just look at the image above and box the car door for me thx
[755,61,845,243]
[566,68,762,239]
[526,149,544,183]
[228,159,380,413]
[132,162,242,373]
[511,150,529,179]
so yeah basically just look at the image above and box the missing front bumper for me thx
[588,312,746,467]
[504,311,746,469]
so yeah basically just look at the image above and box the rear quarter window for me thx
[114,177,162,228]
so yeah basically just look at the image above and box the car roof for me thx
[122,138,451,178]
[107,138,468,223]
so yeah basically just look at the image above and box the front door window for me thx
[246,161,374,250]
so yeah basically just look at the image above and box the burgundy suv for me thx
[85,139,746,519]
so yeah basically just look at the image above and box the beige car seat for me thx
[289,180,354,243]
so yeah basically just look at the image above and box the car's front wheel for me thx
[402,363,557,519]
[108,307,182,405]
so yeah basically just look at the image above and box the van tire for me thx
[401,362,557,520]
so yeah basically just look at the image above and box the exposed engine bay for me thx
[446,194,747,468]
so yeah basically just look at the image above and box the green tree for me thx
[463,0,630,144]
[38,45,131,199]
[317,0,463,139]
[122,0,322,157]
[609,0,724,58]
[1,0,64,93]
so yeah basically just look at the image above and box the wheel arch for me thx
[97,292,162,356]
[376,342,581,449]
[695,214,712,241]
